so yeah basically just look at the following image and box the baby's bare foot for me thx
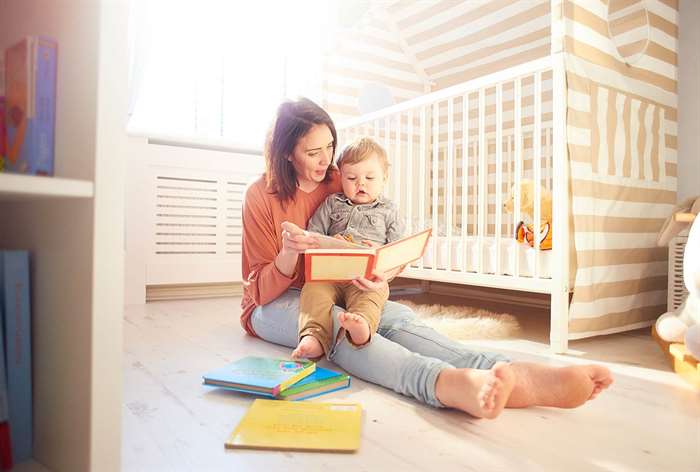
[338,312,371,346]
[435,362,515,419]
[292,335,323,359]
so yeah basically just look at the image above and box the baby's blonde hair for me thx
[336,137,390,175]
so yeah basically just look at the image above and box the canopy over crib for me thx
[325,0,678,349]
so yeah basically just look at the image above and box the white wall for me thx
[678,0,700,202]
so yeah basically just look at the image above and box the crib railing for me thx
[337,56,568,295]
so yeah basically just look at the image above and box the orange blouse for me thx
[239,171,342,336]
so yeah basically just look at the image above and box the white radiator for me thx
[668,234,689,312]
[146,165,259,285]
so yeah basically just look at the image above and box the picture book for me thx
[277,366,350,401]
[0,302,12,470]
[4,36,57,176]
[0,251,31,462]
[0,96,5,173]
[304,228,432,282]
[1,55,6,172]
[225,399,362,452]
[202,357,315,397]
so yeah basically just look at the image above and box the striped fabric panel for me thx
[564,0,678,337]
[324,0,552,122]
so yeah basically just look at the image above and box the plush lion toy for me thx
[503,179,552,250]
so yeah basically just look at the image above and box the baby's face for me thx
[340,154,386,205]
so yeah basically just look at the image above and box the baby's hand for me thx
[361,240,381,248]
[333,234,345,240]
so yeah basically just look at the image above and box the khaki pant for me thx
[299,282,389,357]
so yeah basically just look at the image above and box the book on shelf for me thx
[304,228,432,282]
[0,96,5,173]
[0,251,31,463]
[4,36,57,176]
[276,366,350,401]
[0,298,12,470]
[202,357,315,398]
[1,55,5,172]
[225,399,362,452]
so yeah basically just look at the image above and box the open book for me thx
[304,228,432,282]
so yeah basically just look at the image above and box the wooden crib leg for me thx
[550,289,569,353]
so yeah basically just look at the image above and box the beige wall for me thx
[678,0,700,202]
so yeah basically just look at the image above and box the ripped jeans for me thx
[250,288,510,408]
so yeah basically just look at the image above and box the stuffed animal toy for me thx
[503,179,552,250]
[655,197,700,360]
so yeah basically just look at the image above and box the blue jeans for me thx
[250,288,510,408]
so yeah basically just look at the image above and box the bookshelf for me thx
[0,174,94,201]
[0,1,127,471]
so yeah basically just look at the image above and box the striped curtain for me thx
[563,0,678,338]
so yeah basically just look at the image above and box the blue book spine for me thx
[30,37,56,176]
[0,251,32,462]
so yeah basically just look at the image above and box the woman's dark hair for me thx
[264,97,337,205]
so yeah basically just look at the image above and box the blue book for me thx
[4,37,56,176]
[0,251,32,462]
[202,357,315,397]
[277,366,351,401]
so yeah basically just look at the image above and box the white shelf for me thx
[0,173,94,201]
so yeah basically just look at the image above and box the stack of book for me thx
[2,36,57,176]
[202,356,350,402]
[0,251,33,468]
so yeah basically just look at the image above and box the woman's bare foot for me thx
[435,362,516,419]
[507,363,614,409]
[338,312,371,346]
[291,335,323,359]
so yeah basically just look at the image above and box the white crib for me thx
[337,54,570,352]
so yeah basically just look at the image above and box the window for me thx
[128,0,335,151]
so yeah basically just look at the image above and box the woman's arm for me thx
[241,185,300,306]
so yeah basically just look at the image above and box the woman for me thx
[241,97,613,419]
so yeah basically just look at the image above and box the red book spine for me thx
[0,422,13,470]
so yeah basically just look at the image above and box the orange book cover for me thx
[304,228,432,283]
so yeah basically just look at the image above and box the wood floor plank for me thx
[122,297,700,472]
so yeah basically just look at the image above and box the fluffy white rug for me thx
[395,299,520,340]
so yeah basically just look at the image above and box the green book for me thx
[277,367,351,401]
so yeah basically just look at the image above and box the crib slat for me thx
[446,98,454,271]
[478,88,486,274]
[533,70,543,278]
[514,77,522,279]
[432,102,439,273]
[461,94,469,273]
[396,113,402,207]
[384,117,391,199]
[418,106,426,269]
[495,83,503,276]
[406,109,414,237]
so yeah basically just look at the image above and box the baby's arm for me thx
[306,195,334,236]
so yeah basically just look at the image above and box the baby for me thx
[292,137,405,359]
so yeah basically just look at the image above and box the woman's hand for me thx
[280,221,320,255]
[275,221,319,278]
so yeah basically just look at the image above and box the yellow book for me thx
[225,399,362,453]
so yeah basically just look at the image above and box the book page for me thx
[374,228,431,273]
[307,253,372,281]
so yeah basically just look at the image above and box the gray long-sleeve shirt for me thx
[306,193,405,245]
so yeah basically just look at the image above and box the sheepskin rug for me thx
[395,299,520,340]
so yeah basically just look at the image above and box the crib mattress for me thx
[417,236,551,278]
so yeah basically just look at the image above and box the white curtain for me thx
[127,0,336,151]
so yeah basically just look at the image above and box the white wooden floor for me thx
[122,295,700,472]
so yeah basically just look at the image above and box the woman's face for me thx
[289,124,334,188]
